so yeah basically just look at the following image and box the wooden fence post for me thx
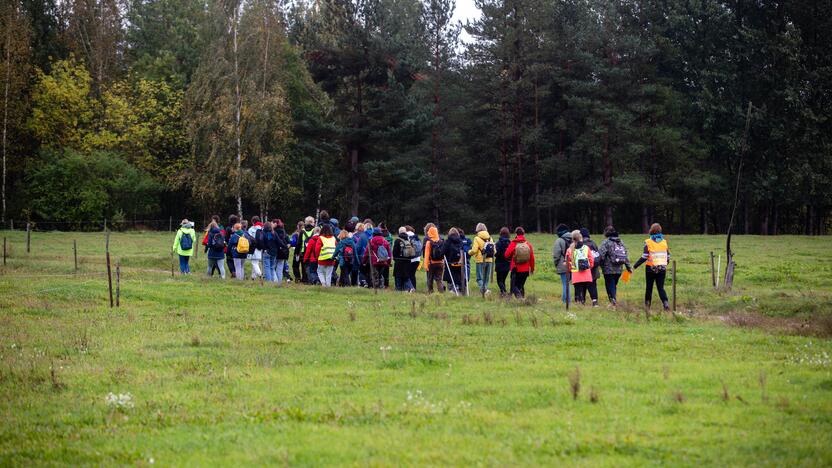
[710,251,716,289]
[169,216,172,232]
[2,237,6,266]
[73,240,78,273]
[106,229,113,308]
[672,260,677,313]
[170,251,175,277]
[26,223,30,253]
[116,261,120,308]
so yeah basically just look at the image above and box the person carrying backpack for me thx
[228,223,248,280]
[577,228,601,304]
[422,225,445,293]
[459,228,473,288]
[566,230,598,306]
[172,219,196,274]
[443,228,465,294]
[468,223,495,295]
[247,216,264,280]
[504,227,535,298]
[363,228,391,289]
[597,225,632,306]
[260,221,277,282]
[205,221,226,279]
[494,227,512,297]
[405,225,421,291]
[552,224,573,304]
[272,219,291,284]
[225,214,239,278]
[392,226,417,292]
[334,228,358,286]
[315,224,337,287]
[632,223,671,311]
[203,215,225,276]
[297,217,316,284]
[303,227,322,285]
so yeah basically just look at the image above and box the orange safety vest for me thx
[645,238,668,267]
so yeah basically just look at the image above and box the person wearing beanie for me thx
[172,219,196,274]
[598,225,632,306]
[392,226,417,292]
[552,223,572,304]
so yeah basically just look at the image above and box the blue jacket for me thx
[228,230,248,259]
[334,236,358,271]
[355,232,370,262]
[207,227,226,260]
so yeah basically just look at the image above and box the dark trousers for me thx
[360,263,371,287]
[369,265,388,289]
[446,265,463,293]
[427,263,444,293]
[226,255,235,277]
[603,273,621,302]
[496,270,509,295]
[339,267,357,286]
[574,281,598,303]
[510,270,528,298]
[645,267,668,304]
[395,276,414,291]
[408,262,419,291]
[292,256,302,282]
[306,262,319,285]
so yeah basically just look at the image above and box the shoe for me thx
[662,300,670,311]
[592,301,599,308]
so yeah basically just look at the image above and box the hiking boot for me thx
[592,300,599,308]
[662,300,670,311]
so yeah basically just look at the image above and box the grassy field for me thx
[0,230,831,465]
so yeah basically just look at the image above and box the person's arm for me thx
[468,237,478,257]
[597,241,608,267]
[173,230,181,252]
[552,238,562,263]
[633,243,649,269]
[505,241,515,260]
[423,241,432,270]
[530,246,535,273]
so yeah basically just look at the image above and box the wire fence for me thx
[0,218,179,232]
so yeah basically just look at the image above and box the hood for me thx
[608,236,621,242]
[253,222,263,227]
[561,232,572,241]
[650,233,665,243]
[580,228,590,239]
[406,231,416,238]
[427,227,439,241]
[477,231,491,241]
[398,232,409,240]
[275,228,286,235]
[373,228,383,236]
[208,227,220,234]
[235,229,245,236]
[514,235,526,242]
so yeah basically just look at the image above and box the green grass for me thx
[1,230,831,466]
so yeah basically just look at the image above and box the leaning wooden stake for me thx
[709,251,716,289]
[73,240,78,273]
[2,236,6,266]
[106,229,113,308]
[26,222,30,253]
[672,260,677,313]
[170,251,174,277]
[116,261,121,308]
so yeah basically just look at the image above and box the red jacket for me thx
[363,234,392,266]
[504,235,535,273]
[315,235,336,266]
[303,235,320,262]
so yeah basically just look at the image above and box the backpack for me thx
[202,232,209,246]
[483,239,496,259]
[400,238,416,258]
[210,232,225,251]
[429,239,445,261]
[514,241,531,264]
[277,235,290,259]
[574,245,590,271]
[410,236,422,255]
[318,236,336,261]
[236,235,250,254]
[179,231,193,251]
[255,229,266,250]
[445,243,461,264]
[374,243,390,265]
[610,240,629,265]
[343,244,355,265]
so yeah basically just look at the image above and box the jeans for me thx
[603,273,621,302]
[274,259,286,283]
[475,262,493,292]
[395,276,414,291]
[263,254,275,282]
[510,271,528,298]
[559,272,570,303]
[207,258,225,278]
[317,264,334,286]
[574,281,598,304]
[178,255,190,274]
[234,258,245,280]
[496,270,509,295]
[645,267,668,305]
[307,262,319,285]
[426,263,444,293]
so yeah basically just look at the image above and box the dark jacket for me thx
[334,236,358,271]
[598,236,631,275]
[274,228,290,260]
[261,227,279,258]
[207,227,225,260]
[228,230,248,259]
[364,231,392,267]
[444,233,464,266]
[393,233,415,278]
[585,237,601,280]
[552,232,572,274]
[495,235,512,273]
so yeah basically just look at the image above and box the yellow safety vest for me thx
[645,238,668,267]
[318,236,336,261]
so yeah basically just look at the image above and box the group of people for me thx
[172,212,672,310]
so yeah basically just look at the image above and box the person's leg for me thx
[394,276,404,291]
[645,268,655,307]
[217,260,226,279]
[382,266,390,288]
[559,273,567,303]
[252,257,262,279]
[475,263,484,290]
[293,258,302,282]
[519,272,529,297]
[227,255,235,278]
[275,259,285,283]
[178,255,187,273]
[655,269,669,308]
[234,258,245,280]
[483,262,493,292]
[263,255,273,282]
[603,273,615,302]
[207,258,214,276]
[510,270,518,297]
[496,270,507,295]
[588,281,599,305]
[409,262,418,291]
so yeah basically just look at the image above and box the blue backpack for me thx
[179,231,193,250]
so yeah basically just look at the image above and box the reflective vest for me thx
[299,228,314,254]
[645,238,668,267]
[318,236,336,261]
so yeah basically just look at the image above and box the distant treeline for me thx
[1,0,830,234]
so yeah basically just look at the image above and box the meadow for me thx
[0,230,831,465]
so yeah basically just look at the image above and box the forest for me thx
[1,0,830,234]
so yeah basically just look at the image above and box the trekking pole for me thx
[463,248,469,297]
[443,256,459,296]
[566,271,571,310]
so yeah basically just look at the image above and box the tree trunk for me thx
[760,206,769,236]
[602,126,613,228]
[807,204,814,236]
[534,81,540,233]
[1,14,10,224]
[431,41,441,222]
[700,204,708,234]
[350,147,359,216]
[642,206,650,233]
[771,202,778,235]
[232,4,242,218]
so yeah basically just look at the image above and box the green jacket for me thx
[173,227,196,256]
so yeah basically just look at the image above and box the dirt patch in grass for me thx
[720,311,832,338]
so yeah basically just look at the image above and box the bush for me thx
[25,148,161,229]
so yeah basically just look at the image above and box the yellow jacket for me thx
[468,230,494,263]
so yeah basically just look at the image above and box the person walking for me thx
[443,228,465,294]
[422,226,445,293]
[273,219,291,283]
[303,226,322,285]
[334,228,358,286]
[597,226,632,306]
[228,223,249,280]
[504,227,535,298]
[494,227,512,297]
[405,225,421,291]
[172,219,196,274]
[298,217,316,283]
[260,221,277,282]
[632,223,671,311]
[468,223,495,295]
[566,230,598,306]
[392,226,417,292]
[247,216,264,279]
[576,228,601,303]
[355,223,371,287]
[552,224,572,305]
[364,227,392,289]
[205,221,226,278]
[203,215,225,276]
[315,224,337,287]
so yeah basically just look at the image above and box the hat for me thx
[180,219,193,228]
[556,224,569,237]
[580,228,590,239]
[330,218,339,227]
[350,216,360,224]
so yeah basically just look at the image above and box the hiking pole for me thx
[443,256,459,296]
[565,271,571,310]
[463,248,470,297]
